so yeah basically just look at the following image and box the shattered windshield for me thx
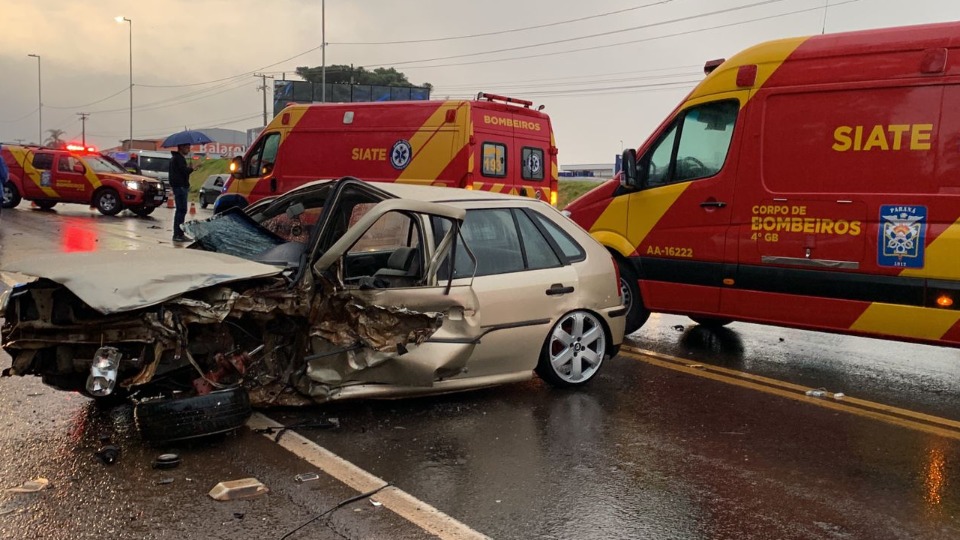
[184,183,333,266]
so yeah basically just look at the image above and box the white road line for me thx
[248,412,490,540]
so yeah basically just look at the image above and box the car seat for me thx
[373,247,420,287]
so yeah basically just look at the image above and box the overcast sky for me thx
[1,0,958,165]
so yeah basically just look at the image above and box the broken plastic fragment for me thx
[209,478,269,501]
[295,472,320,483]
[370,499,382,507]
[5,478,49,494]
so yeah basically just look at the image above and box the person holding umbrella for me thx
[168,143,193,242]
[162,130,212,242]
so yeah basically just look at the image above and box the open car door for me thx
[305,192,482,398]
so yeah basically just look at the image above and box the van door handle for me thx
[700,201,727,208]
[546,284,575,296]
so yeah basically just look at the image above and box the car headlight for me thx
[124,180,142,191]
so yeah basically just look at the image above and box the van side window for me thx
[246,132,281,177]
[521,147,544,181]
[481,142,507,178]
[644,100,739,186]
[32,153,54,170]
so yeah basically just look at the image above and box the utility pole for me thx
[27,54,41,144]
[77,112,90,146]
[321,0,326,102]
[254,73,274,126]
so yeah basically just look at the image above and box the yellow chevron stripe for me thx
[851,303,960,341]
[398,101,465,182]
[592,182,689,256]
[900,216,960,281]
[9,147,58,198]
[687,37,808,105]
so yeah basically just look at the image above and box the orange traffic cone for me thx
[166,196,174,209]
[189,202,196,215]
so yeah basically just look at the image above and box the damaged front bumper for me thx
[0,273,451,406]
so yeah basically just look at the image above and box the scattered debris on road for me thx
[5,477,49,494]
[208,478,269,501]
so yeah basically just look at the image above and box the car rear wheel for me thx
[618,260,649,334]
[35,200,57,210]
[536,310,607,387]
[94,188,122,216]
[130,205,155,217]
[2,183,21,208]
[200,198,209,209]
[134,386,252,444]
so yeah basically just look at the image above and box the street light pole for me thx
[27,54,41,144]
[116,16,133,150]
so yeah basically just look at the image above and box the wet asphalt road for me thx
[1,203,959,539]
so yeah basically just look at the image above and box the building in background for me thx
[272,80,430,117]
[559,163,615,180]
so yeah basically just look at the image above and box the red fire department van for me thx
[1,144,166,216]
[217,93,558,210]
[565,22,960,348]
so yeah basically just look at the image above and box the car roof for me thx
[299,178,540,205]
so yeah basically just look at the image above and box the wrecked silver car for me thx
[1,178,625,439]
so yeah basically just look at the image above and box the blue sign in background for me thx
[877,204,927,269]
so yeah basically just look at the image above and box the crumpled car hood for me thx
[3,249,283,314]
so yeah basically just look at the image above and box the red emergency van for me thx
[218,93,558,210]
[565,22,960,348]
[1,144,166,216]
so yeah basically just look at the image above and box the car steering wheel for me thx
[678,157,709,179]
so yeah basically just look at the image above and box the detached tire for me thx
[134,386,251,443]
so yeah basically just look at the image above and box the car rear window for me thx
[530,211,585,262]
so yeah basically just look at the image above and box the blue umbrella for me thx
[161,129,213,148]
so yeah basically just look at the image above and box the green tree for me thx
[295,64,430,88]
[43,129,66,148]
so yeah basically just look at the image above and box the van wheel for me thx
[94,188,122,216]
[2,183,21,208]
[130,205,155,217]
[35,200,57,210]
[134,386,252,444]
[618,260,649,334]
[689,316,733,328]
[536,310,607,387]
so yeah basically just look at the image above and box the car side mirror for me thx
[73,163,85,174]
[229,156,244,179]
[620,148,640,189]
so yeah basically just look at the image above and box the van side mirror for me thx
[229,156,244,179]
[620,148,640,189]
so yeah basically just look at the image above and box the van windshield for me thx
[140,155,171,174]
